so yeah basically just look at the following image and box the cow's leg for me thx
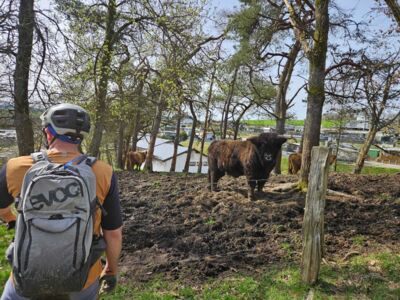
[247,179,257,200]
[208,169,212,190]
[209,170,217,191]
[257,179,267,192]
[209,169,222,191]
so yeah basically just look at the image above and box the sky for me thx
[209,0,396,120]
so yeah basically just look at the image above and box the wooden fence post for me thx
[301,146,331,284]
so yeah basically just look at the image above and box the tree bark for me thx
[198,62,217,173]
[130,79,146,152]
[88,0,116,157]
[144,89,164,172]
[233,104,251,140]
[274,41,301,174]
[170,106,182,172]
[14,0,35,155]
[298,0,330,187]
[353,125,378,174]
[117,121,125,169]
[222,67,239,139]
[184,100,198,173]
[385,0,400,26]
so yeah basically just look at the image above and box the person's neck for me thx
[48,140,80,153]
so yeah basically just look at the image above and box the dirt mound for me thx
[328,172,400,198]
[118,171,400,284]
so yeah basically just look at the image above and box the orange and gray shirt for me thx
[0,150,123,288]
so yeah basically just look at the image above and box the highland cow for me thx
[288,152,337,174]
[207,133,287,200]
[126,150,147,171]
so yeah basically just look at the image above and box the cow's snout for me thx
[264,153,273,161]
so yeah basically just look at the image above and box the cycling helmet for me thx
[40,103,90,144]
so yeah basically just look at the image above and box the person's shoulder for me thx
[7,155,34,173]
[91,159,113,178]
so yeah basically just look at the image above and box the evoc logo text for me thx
[30,182,81,210]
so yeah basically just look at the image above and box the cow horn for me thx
[279,134,293,139]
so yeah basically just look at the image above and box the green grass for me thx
[333,162,399,175]
[98,251,400,299]
[181,140,211,155]
[0,226,14,289]
[280,156,399,175]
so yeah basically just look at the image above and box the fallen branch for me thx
[327,189,363,201]
[269,182,299,192]
[342,251,361,262]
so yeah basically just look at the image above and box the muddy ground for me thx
[118,171,400,284]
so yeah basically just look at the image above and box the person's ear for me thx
[44,127,54,143]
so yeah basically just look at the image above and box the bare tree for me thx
[13,0,35,155]
[284,0,330,187]
[353,57,400,173]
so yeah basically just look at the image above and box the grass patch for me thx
[0,226,14,291]
[101,251,400,299]
[281,156,398,175]
[181,140,211,155]
[351,235,366,246]
[334,163,399,175]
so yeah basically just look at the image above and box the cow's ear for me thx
[277,137,287,145]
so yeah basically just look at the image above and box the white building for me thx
[136,136,208,173]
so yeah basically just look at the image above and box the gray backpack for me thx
[9,152,105,298]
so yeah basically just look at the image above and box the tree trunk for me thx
[274,41,300,174]
[88,0,116,157]
[385,0,400,26]
[170,107,182,172]
[299,76,325,186]
[219,108,225,139]
[274,117,285,174]
[14,0,35,155]
[131,77,146,151]
[144,89,164,172]
[105,142,113,166]
[233,105,252,140]
[130,111,141,151]
[353,125,378,174]
[233,121,240,140]
[298,0,330,187]
[198,62,217,173]
[334,122,344,172]
[222,67,239,139]
[117,121,125,169]
[184,101,198,173]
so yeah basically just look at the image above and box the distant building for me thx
[136,136,208,173]
[344,114,369,130]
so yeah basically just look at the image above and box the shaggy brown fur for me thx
[208,133,287,200]
[126,150,147,171]
[288,152,337,175]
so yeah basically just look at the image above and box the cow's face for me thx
[249,133,287,163]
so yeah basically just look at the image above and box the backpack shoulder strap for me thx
[31,151,49,163]
[85,156,97,167]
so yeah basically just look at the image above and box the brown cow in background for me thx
[126,150,147,171]
[288,152,336,174]
[208,133,287,200]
